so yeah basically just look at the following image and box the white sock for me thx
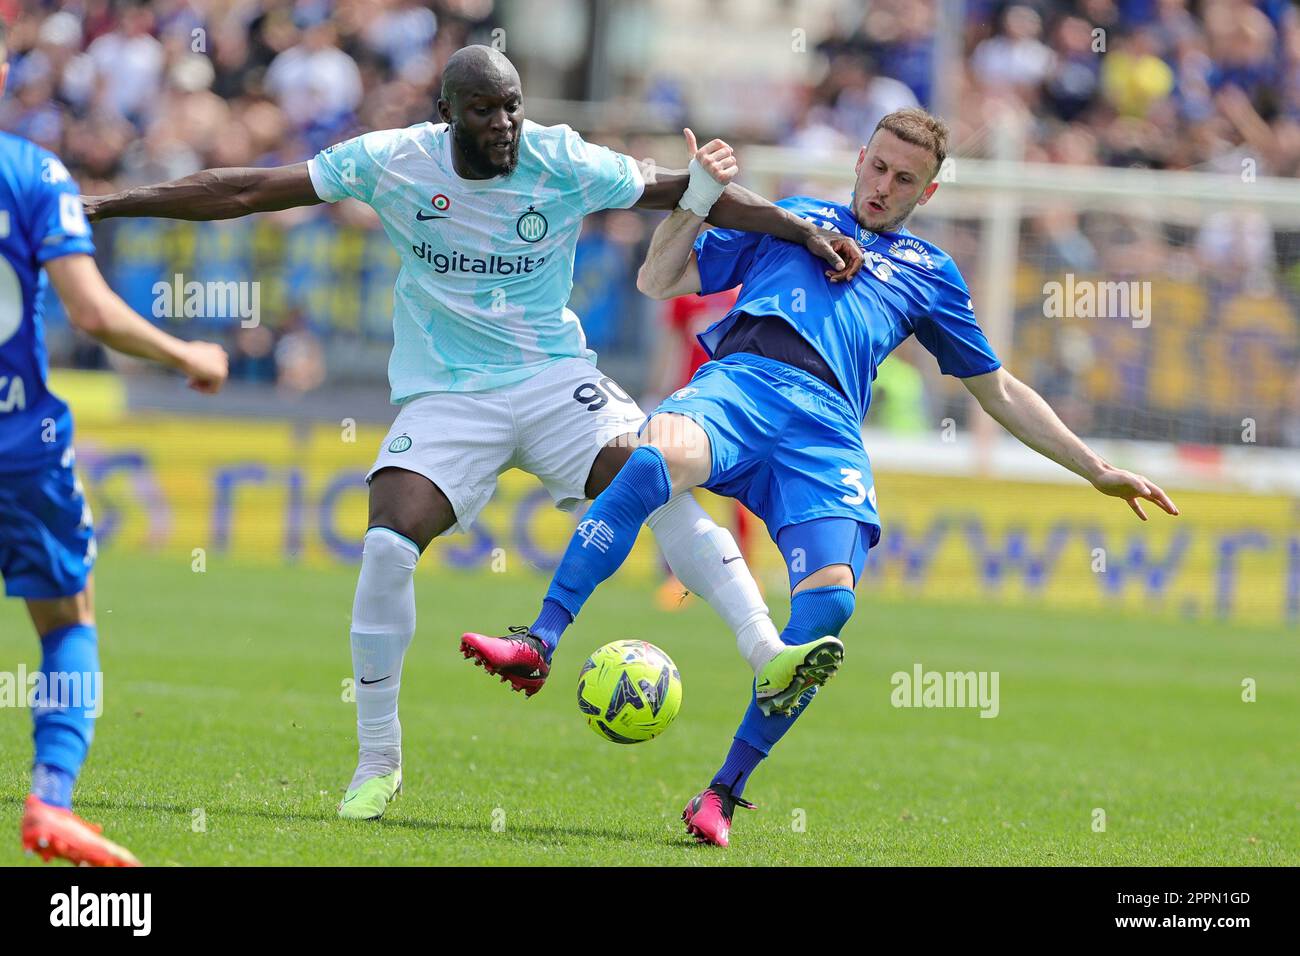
[348,528,419,789]
[647,493,783,675]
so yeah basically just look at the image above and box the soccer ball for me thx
[577,640,683,744]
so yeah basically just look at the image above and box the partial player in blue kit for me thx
[0,23,228,866]
[473,107,1180,847]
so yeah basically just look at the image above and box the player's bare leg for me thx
[25,579,94,634]
[638,412,715,490]
[21,580,140,867]
[340,467,456,820]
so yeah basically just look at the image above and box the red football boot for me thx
[460,626,551,696]
[21,795,141,867]
[682,783,757,848]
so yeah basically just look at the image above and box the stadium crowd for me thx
[1,0,1297,444]
[798,0,1300,175]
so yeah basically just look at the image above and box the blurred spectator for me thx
[854,0,936,104]
[1030,205,1101,273]
[971,5,1055,92]
[83,3,164,126]
[1203,0,1278,100]
[1197,209,1277,294]
[265,21,361,133]
[1215,83,1300,176]
[362,0,438,74]
[822,52,918,145]
[1043,15,1102,121]
[230,324,278,385]
[1149,0,1201,60]
[275,312,327,394]
[1100,27,1174,118]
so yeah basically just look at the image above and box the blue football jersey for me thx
[0,132,94,473]
[693,195,1001,424]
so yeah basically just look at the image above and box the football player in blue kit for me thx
[474,107,1179,847]
[0,23,228,865]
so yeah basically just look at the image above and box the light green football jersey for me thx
[308,120,645,400]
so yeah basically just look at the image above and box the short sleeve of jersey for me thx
[692,196,812,296]
[913,261,1002,378]
[308,129,402,205]
[560,126,644,213]
[692,225,762,295]
[30,154,94,265]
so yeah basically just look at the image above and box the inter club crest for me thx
[516,205,548,242]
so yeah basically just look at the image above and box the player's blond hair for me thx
[872,109,949,180]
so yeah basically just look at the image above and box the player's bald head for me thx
[441,45,521,106]
[438,45,524,179]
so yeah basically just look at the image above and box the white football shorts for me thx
[367,357,647,535]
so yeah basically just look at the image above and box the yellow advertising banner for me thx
[67,414,1294,626]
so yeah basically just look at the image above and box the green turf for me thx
[2,554,1296,866]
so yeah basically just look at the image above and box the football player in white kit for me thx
[84,45,863,820]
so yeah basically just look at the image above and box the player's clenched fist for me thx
[180,340,230,394]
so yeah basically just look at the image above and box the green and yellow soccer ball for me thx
[577,640,683,744]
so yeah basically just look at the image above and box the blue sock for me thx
[532,446,672,656]
[714,586,855,797]
[711,739,765,794]
[30,623,100,809]
[31,764,76,809]
[531,600,572,663]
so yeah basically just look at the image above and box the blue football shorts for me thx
[653,352,880,584]
[0,450,96,600]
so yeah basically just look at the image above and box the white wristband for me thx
[678,157,726,218]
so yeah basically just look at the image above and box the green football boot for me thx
[754,637,845,716]
[338,767,402,820]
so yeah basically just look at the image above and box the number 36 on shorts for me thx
[840,467,876,508]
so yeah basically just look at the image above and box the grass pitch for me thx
[1,554,1296,866]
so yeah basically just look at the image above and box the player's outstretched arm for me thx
[963,367,1179,521]
[637,129,737,299]
[637,129,861,282]
[82,162,321,223]
[46,254,229,393]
